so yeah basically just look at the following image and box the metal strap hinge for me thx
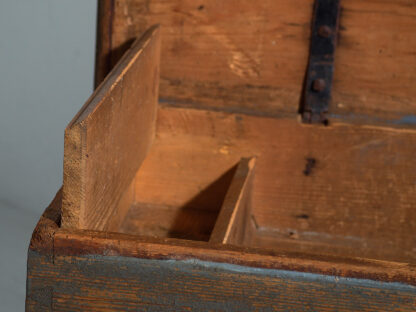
[302,0,341,124]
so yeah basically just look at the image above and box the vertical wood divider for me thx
[62,26,161,231]
[209,157,256,245]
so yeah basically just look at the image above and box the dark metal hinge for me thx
[302,0,341,124]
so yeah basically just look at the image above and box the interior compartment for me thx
[63,15,416,267]
[120,161,240,242]
[117,105,416,263]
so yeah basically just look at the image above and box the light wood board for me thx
[62,26,161,230]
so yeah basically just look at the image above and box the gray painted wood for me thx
[27,250,416,311]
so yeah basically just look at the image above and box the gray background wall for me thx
[0,1,97,310]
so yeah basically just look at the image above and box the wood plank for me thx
[52,227,416,286]
[209,157,256,245]
[96,0,416,123]
[28,194,416,288]
[132,106,416,263]
[62,26,161,230]
[27,249,416,311]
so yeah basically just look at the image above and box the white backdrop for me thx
[0,1,97,310]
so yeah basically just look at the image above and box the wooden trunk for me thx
[26,0,416,310]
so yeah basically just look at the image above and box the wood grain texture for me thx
[131,106,416,263]
[62,26,160,230]
[29,194,416,288]
[105,177,135,232]
[52,228,416,286]
[27,249,416,311]
[26,2,416,309]
[25,194,416,310]
[29,189,62,256]
[96,0,416,122]
[210,157,256,245]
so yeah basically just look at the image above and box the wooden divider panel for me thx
[210,157,256,245]
[62,26,161,230]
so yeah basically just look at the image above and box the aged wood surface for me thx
[96,0,416,123]
[105,178,135,232]
[25,191,416,309]
[62,26,160,230]
[130,106,416,263]
[210,157,256,245]
[27,249,416,311]
[26,1,416,310]
[53,229,416,286]
[29,191,416,288]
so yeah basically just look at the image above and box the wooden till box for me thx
[27,0,416,310]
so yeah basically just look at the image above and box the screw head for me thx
[318,25,332,38]
[312,78,326,92]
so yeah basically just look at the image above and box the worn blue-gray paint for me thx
[329,113,416,126]
[391,115,416,125]
[178,258,416,291]
[27,250,416,311]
